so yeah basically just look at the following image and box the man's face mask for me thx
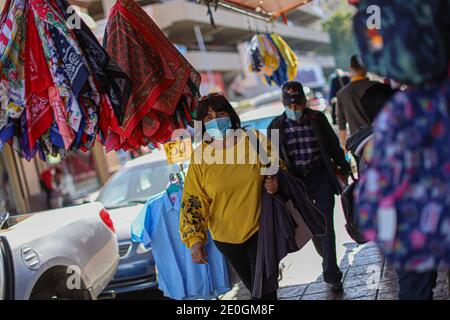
[285,106,303,121]
[282,90,306,121]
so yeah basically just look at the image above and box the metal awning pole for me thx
[200,0,274,22]
[217,1,273,22]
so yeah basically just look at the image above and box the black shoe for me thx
[328,281,343,292]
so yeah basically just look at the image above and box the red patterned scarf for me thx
[25,10,54,150]
[104,0,200,148]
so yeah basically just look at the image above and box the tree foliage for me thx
[322,9,359,70]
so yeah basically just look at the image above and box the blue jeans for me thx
[396,269,437,300]
[302,169,342,284]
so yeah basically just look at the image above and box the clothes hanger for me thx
[166,172,183,194]
[247,18,254,40]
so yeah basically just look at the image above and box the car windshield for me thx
[242,116,276,136]
[97,162,174,209]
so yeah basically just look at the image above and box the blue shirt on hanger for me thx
[131,188,231,300]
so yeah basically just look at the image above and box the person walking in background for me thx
[0,171,13,214]
[328,69,350,125]
[336,55,378,148]
[39,167,63,209]
[346,82,396,170]
[268,81,352,291]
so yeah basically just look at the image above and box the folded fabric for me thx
[253,169,326,298]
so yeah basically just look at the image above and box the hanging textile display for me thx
[0,0,201,160]
[248,33,298,87]
[0,0,132,160]
[131,187,232,300]
[103,0,201,152]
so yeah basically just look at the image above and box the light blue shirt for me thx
[131,189,231,300]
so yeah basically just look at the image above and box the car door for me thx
[0,236,14,300]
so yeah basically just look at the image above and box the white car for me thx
[0,203,119,300]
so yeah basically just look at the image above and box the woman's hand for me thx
[264,175,279,195]
[191,242,208,264]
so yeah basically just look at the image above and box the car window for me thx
[243,117,275,131]
[127,165,173,201]
[97,162,175,209]
[97,174,132,207]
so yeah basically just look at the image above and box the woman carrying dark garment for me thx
[180,92,280,300]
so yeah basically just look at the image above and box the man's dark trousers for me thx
[302,169,342,284]
[396,269,437,300]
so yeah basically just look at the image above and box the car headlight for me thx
[136,243,152,254]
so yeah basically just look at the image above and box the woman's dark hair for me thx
[196,93,242,135]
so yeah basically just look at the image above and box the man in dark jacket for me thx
[268,81,351,291]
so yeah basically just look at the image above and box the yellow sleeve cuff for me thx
[186,237,204,249]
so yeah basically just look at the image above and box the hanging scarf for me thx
[55,0,130,126]
[30,4,75,150]
[0,0,26,120]
[270,33,298,81]
[104,0,174,140]
[0,0,13,54]
[33,0,92,138]
[265,33,288,86]
[104,0,200,148]
[25,10,54,151]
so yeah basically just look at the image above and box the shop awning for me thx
[222,0,312,18]
[201,0,312,22]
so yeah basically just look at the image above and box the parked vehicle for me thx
[240,103,284,134]
[96,151,185,296]
[0,203,119,300]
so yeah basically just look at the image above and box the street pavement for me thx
[115,194,449,301]
[220,195,450,300]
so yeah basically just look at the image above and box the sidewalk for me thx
[221,241,450,300]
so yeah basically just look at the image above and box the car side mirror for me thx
[0,211,9,229]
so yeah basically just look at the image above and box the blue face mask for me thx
[205,117,232,140]
[285,107,303,121]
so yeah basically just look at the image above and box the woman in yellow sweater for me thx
[180,92,279,300]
